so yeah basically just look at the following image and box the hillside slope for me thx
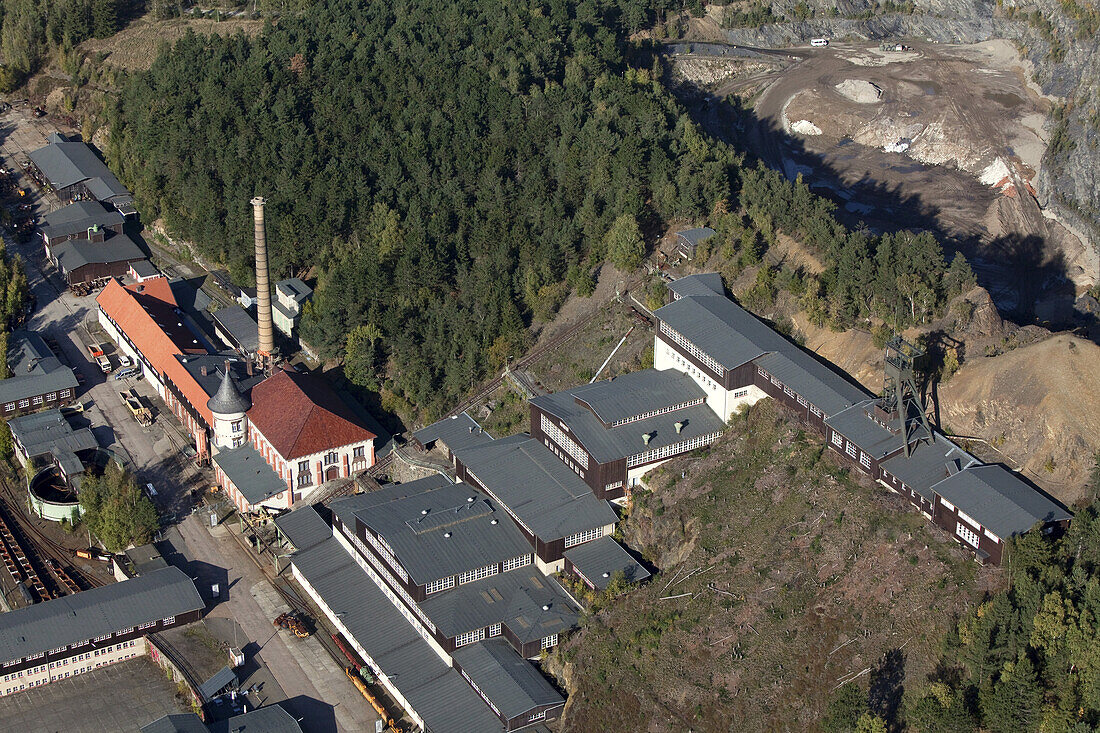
[939,333,1100,506]
[549,402,994,732]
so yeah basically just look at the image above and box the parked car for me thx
[117,354,132,368]
[113,366,140,380]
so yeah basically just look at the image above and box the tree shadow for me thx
[654,40,1099,343]
[869,647,906,731]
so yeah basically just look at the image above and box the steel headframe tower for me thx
[883,335,932,458]
[251,196,276,365]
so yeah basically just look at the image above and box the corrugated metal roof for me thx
[0,567,203,664]
[414,412,494,454]
[139,713,208,733]
[824,400,902,460]
[452,639,564,720]
[532,384,725,465]
[40,200,123,240]
[53,233,146,274]
[569,369,707,426]
[353,479,531,586]
[211,305,259,354]
[273,506,332,552]
[8,408,97,473]
[563,536,651,590]
[880,434,978,501]
[931,465,1072,538]
[220,705,303,733]
[0,331,78,405]
[197,665,237,701]
[418,566,581,643]
[27,142,129,198]
[655,295,785,371]
[454,437,617,541]
[291,538,504,732]
[667,272,724,299]
[675,227,717,246]
[754,350,868,418]
[212,445,286,506]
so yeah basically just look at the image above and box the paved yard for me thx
[0,656,191,732]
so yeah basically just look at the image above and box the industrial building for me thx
[141,705,303,733]
[0,567,203,697]
[8,409,96,486]
[672,226,716,260]
[26,134,137,216]
[0,331,78,417]
[39,200,124,248]
[529,368,726,501]
[646,273,1071,564]
[96,200,379,514]
[272,277,312,339]
[47,233,147,288]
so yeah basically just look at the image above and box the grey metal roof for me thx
[563,536,651,590]
[212,305,259,354]
[880,433,978,501]
[275,278,312,304]
[328,474,453,531]
[655,295,788,371]
[27,141,130,199]
[291,538,504,732]
[40,200,123,240]
[130,259,159,278]
[531,377,726,465]
[824,400,903,460]
[931,464,1072,539]
[53,233,146,273]
[569,369,707,426]
[198,665,237,701]
[0,331,78,405]
[754,350,868,418]
[676,227,717,246]
[218,705,303,733]
[414,412,494,454]
[8,408,97,474]
[273,506,331,552]
[454,436,617,541]
[0,567,203,664]
[212,445,286,505]
[418,565,581,643]
[123,544,168,576]
[140,713,208,733]
[667,272,724,299]
[206,366,250,415]
[178,354,265,402]
[451,640,564,720]
[353,478,532,586]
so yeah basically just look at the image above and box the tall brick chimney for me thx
[251,196,275,358]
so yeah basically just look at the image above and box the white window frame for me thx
[541,634,558,650]
[831,431,844,448]
[845,442,858,459]
[859,452,871,469]
[956,522,980,548]
[626,431,721,469]
[502,554,532,573]
[455,628,486,648]
[940,498,956,511]
[488,623,502,637]
[564,526,604,549]
[660,321,726,377]
[983,528,1000,543]
[459,563,499,585]
[425,576,455,595]
[540,414,589,469]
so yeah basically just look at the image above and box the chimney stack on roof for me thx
[642,432,651,446]
[675,421,683,434]
[251,196,275,359]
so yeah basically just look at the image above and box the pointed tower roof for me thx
[207,365,250,415]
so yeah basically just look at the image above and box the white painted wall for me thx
[654,336,767,421]
[0,638,146,697]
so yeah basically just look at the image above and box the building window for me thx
[845,442,857,459]
[783,386,795,398]
[455,628,486,648]
[298,460,309,474]
[983,528,1000,543]
[60,389,71,399]
[540,415,589,469]
[502,554,532,573]
[32,396,43,405]
[488,623,501,637]
[956,523,980,548]
[859,452,871,469]
[564,526,604,549]
[831,432,844,448]
[541,634,558,650]
[232,437,243,448]
[17,399,29,409]
[161,616,175,625]
[353,446,365,460]
[231,420,242,432]
[810,404,822,417]
[626,431,721,469]
[940,498,956,512]
[3,403,12,412]
[93,633,111,642]
[459,563,499,585]
[529,711,547,722]
[797,395,808,407]
[604,481,623,492]
[659,321,726,377]
[425,576,455,595]
[46,393,57,402]
[324,452,339,466]
[957,509,981,531]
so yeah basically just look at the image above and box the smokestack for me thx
[251,196,275,358]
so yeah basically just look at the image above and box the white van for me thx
[811,38,829,47]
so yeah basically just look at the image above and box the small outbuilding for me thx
[673,227,716,260]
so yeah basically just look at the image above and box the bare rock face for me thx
[716,0,1100,253]
[955,286,1008,340]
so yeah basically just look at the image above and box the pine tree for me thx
[91,0,117,39]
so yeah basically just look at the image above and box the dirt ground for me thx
[677,34,1095,323]
[80,14,265,72]
[551,401,995,732]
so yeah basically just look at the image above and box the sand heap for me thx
[835,79,882,104]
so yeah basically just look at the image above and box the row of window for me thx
[455,628,486,648]
[502,554,532,573]
[458,563,498,585]
[564,526,604,549]
[540,415,589,470]
[3,641,140,683]
[360,527,409,584]
[543,439,586,480]
[606,397,704,428]
[2,389,72,413]
[756,367,822,417]
[666,348,721,393]
[626,432,721,469]
[425,576,456,595]
[660,321,726,378]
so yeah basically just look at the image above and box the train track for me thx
[0,473,104,599]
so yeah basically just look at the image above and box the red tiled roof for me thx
[247,368,376,460]
[96,277,214,425]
